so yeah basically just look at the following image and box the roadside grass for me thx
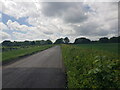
[1,45,53,62]
[61,43,120,88]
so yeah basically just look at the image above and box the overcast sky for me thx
[0,0,119,42]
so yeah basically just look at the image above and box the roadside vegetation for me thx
[1,45,53,63]
[62,43,120,88]
[1,36,120,88]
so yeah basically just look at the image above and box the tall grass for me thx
[62,43,120,88]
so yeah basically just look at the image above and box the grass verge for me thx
[1,45,53,64]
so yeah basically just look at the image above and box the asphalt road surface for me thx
[2,46,66,88]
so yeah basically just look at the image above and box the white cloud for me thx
[7,20,31,32]
[0,13,1,20]
[0,31,11,42]
[0,1,118,42]
[1,1,40,19]
[12,31,58,42]
[0,22,8,30]
[5,20,61,42]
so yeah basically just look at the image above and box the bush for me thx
[62,44,120,88]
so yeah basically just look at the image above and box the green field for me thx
[62,43,120,88]
[1,45,53,62]
[1,43,120,88]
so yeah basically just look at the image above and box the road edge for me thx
[2,46,54,66]
[60,45,68,88]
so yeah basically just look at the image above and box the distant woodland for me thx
[1,36,120,46]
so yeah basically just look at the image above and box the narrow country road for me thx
[2,46,66,88]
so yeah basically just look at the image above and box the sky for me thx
[0,0,119,43]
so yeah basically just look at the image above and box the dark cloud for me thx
[63,7,88,23]
[41,2,88,23]
[41,2,73,16]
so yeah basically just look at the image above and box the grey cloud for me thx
[41,2,76,16]
[73,23,110,37]
[41,2,88,23]
[63,7,88,23]
[1,1,118,42]
[43,31,53,35]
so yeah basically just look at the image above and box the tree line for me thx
[1,36,120,46]
[74,36,120,44]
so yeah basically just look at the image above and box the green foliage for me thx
[99,37,109,43]
[61,43,120,88]
[2,40,53,46]
[46,39,53,44]
[54,38,64,44]
[54,37,70,44]
[74,37,91,44]
[64,37,70,44]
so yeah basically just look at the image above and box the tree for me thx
[99,37,109,43]
[2,40,13,46]
[119,36,120,43]
[54,38,64,44]
[64,37,70,44]
[74,37,91,44]
[92,40,98,43]
[109,37,118,43]
[30,41,35,45]
[40,40,46,45]
[35,40,41,45]
[23,41,30,46]
[46,39,53,44]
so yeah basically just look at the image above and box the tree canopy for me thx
[54,38,64,44]
[1,36,120,46]
[99,37,109,43]
[64,37,70,44]
[46,39,53,44]
[2,39,53,46]
[74,37,91,44]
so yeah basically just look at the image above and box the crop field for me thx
[1,45,53,63]
[62,43,120,88]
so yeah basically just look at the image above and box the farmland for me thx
[1,43,120,88]
[1,45,53,63]
[62,43,120,88]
